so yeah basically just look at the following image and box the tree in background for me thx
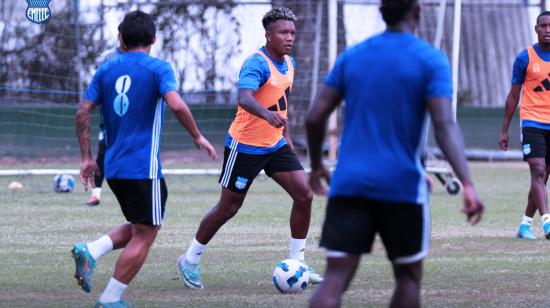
[148,1,240,102]
[1,0,105,104]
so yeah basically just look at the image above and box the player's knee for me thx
[216,201,242,220]
[293,189,313,206]
[531,164,547,180]
[131,224,159,242]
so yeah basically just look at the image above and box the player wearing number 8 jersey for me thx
[73,11,216,307]
[177,7,323,290]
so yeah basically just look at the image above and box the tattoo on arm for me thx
[75,101,95,160]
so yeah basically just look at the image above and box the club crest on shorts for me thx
[523,144,531,155]
[235,177,248,190]
[26,0,51,24]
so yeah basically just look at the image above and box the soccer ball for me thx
[272,259,310,294]
[53,174,75,193]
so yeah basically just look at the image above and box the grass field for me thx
[2,162,550,307]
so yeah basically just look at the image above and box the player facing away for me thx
[73,11,216,307]
[306,1,484,307]
[177,7,323,289]
[85,27,125,207]
[500,11,550,240]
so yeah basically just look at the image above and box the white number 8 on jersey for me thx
[114,75,131,116]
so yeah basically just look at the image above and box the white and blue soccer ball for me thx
[53,174,75,193]
[272,259,310,294]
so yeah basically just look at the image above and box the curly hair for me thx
[262,7,297,30]
[379,0,417,26]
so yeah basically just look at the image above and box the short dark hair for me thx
[380,0,417,26]
[262,7,297,30]
[537,11,550,25]
[119,10,156,49]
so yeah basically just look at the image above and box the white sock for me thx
[289,237,306,261]
[185,238,205,265]
[542,214,550,226]
[87,235,113,260]
[92,187,102,198]
[99,277,127,303]
[522,215,533,226]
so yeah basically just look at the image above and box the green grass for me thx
[1,162,550,307]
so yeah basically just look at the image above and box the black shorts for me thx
[218,145,303,193]
[521,126,550,163]
[319,197,430,264]
[107,178,168,226]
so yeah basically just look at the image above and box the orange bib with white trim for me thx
[520,46,550,123]
[228,50,294,147]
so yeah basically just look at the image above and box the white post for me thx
[434,0,447,49]
[74,0,83,98]
[309,1,323,108]
[452,0,462,121]
[327,0,338,161]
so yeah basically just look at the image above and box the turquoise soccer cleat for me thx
[72,243,96,293]
[516,224,537,240]
[544,222,550,240]
[94,300,131,308]
[304,262,324,284]
[178,255,204,289]
[177,255,204,289]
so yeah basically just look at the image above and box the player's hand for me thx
[461,183,484,225]
[79,158,98,192]
[265,112,287,128]
[499,132,509,151]
[194,135,217,159]
[426,175,434,193]
[308,166,331,196]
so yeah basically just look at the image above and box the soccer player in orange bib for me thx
[177,7,323,289]
[500,11,550,240]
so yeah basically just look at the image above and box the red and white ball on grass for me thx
[8,181,24,190]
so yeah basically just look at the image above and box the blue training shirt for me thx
[326,31,452,205]
[512,43,550,85]
[238,46,297,91]
[96,47,123,145]
[226,47,296,154]
[84,51,177,179]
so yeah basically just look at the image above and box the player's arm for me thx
[499,84,522,151]
[163,91,217,159]
[238,89,287,128]
[305,85,342,195]
[427,97,483,224]
[75,99,98,191]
